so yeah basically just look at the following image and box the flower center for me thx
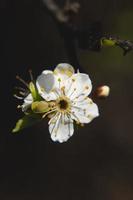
[56,96,70,112]
[59,99,68,109]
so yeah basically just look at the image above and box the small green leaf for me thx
[12,114,41,133]
[29,82,37,100]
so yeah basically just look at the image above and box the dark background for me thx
[1,0,133,199]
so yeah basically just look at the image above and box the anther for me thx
[14,94,23,99]
[19,91,26,96]
[72,78,75,82]
[85,86,89,90]
[58,78,61,82]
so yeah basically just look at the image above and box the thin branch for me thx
[41,0,133,72]
[41,0,82,71]
[42,0,80,23]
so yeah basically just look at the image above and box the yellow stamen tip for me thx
[85,86,89,90]
[58,78,61,82]
[72,78,75,82]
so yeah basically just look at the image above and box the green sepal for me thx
[29,82,42,101]
[12,114,41,133]
[29,82,36,99]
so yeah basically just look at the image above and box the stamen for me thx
[29,69,33,81]
[58,78,61,82]
[71,93,85,101]
[65,79,74,94]
[68,111,81,124]
[19,91,26,96]
[16,75,29,88]
[72,78,76,82]
[61,86,65,95]
[50,117,58,135]
[85,86,89,90]
[14,86,28,97]
[13,94,24,100]
[71,105,84,111]
[42,108,57,118]
[66,113,71,137]
[52,88,60,97]
[49,112,59,124]
[58,78,61,90]
[71,85,90,101]
[15,86,26,92]
[47,113,55,119]
[84,109,86,115]
[40,87,45,92]
[68,88,76,98]
[75,98,93,106]
[54,115,62,137]
[71,106,85,116]
[72,100,89,107]
[62,113,65,124]
[51,113,61,137]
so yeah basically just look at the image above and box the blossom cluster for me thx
[13,63,99,143]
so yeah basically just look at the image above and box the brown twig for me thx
[41,0,133,72]
[41,0,83,71]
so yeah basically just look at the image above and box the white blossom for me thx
[22,93,33,112]
[36,63,99,143]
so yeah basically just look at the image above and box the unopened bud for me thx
[96,85,110,98]
[31,101,49,113]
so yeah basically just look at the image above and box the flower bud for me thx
[96,85,110,98]
[31,101,49,113]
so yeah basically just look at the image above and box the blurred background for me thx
[1,0,133,199]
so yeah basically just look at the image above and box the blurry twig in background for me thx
[41,0,82,71]
[42,0,133,72]
[42,0,80,23]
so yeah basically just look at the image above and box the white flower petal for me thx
[24,93,33,103]
[22,93,33,112]
[71,98,99,124]
[65,73,92,100]
[54,63,74,79]
[53,63,75,91]
[49,113,74,143]
[84,101,99,122]
[36,70,57,101]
